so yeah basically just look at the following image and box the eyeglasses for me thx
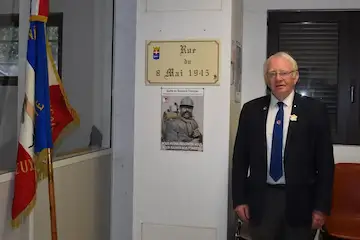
[266,70,297,79]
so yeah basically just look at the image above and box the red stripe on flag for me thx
[38,0,49,17]
[50,85,76,142]
[11,144,36,221]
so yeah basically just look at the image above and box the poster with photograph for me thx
[161,88,204,152]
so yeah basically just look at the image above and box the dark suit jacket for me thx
[232,93,335,227]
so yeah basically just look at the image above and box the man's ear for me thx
[294,71,299,84]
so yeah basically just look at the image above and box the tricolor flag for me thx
[11,0,79,227]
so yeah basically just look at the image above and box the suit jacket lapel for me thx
[262,95,271,160]
[284,93,301,157]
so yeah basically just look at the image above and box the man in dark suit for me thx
[232,52,335,239]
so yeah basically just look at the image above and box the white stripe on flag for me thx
[31,0,40,16]
[18,114,35,159]
[25,62,36,106]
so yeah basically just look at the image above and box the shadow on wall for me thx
[88,125,103,148]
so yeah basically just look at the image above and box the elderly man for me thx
[232,52,334,239]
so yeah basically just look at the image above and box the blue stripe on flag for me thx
[27,21,53,153]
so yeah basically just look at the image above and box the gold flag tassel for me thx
[11,198,36,228]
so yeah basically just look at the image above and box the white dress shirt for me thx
[266,91,295,184]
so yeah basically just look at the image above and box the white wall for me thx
[130,0,232,240]
[228,0,243,238]
[0,177,29,240]
[0,152,111,240]
[242,0,360,164]
[110,0,136,238]
[34,154,111,240]
[230,0,243,156]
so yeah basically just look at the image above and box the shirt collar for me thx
[270,90,295,108]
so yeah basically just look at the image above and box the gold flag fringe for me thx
[11,197,36,229]
[35,149,49,181]
[46,39,80,127]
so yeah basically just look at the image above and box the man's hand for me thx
[235,204,250,223]
[312,210,326,229]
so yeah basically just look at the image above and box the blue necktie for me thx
[270,102,284,182]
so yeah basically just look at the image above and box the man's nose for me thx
[274,73,283,80]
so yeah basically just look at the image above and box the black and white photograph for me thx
[161,88,204,152]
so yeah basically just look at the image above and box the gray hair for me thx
[263,52,298,78]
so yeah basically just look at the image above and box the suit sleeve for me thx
[313,101,335,215]
[232,103,250,208]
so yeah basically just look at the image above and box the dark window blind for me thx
[278,22,339,130]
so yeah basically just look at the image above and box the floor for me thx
[234,221,322,240]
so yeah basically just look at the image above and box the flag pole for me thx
[46,148,58,240]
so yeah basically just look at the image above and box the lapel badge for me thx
[263,106,267,111]
[290,114,298,122]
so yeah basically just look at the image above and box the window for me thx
[267,11,360,145]
[0,14,63,83]
[0,15,19,82]
[0,14,18,173]
[0,0,114,173]
[51,0,113,157]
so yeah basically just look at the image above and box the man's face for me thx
[265,56,299,100]
[180,105,193,119]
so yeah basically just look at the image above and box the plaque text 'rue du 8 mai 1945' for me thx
[146,40,220,85]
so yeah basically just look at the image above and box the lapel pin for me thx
[293,104,297,108]
[263,106,267,110]
[290,114,298,121]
